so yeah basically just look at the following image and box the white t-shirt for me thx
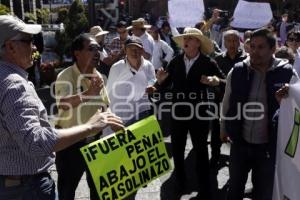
[294,47,300,76]
[106,57,156,123]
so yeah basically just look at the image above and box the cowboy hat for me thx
[127,18,151,30]
[89,26,109,37]
[173,27,214,55]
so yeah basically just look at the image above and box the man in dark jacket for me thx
[210,30,247,167]
[221,28,297,200]
[156,27,225,199]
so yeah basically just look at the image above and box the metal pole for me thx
[49,0,52,24]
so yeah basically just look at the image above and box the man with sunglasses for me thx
[0,15,124,200]
[286,30,300,54]
[54,33,119,200]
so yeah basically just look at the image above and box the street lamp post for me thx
[49,0,52,24]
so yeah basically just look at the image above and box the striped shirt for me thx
[0,61,58,175]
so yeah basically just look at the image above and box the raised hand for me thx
[86,75,104,97]
[87,110,125,133]
[275,83,289,103]
[156,68,169,85]
[200,75,220,86]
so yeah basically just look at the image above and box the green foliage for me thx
[36,8,50,24]
[66,0,88,39]
[57,8,68,23]
[24,12,37,22]
[55,0,88,59]
[0,4,10,15]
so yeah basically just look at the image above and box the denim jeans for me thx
[0,173,57,200]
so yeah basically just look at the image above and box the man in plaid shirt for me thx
[107,21,130,63]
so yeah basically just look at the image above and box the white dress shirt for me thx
[135,32,155,59]
[106,57,156,123]
[151,39,174,70]
[184,53,200,75]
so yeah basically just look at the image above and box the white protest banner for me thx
[168,0,204,28]
[293,48,300,76]
[230,0,273,29]
[273,78,300,200]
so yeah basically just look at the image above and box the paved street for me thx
[51,133,252,200]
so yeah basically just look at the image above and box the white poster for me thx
[293,48,300,77]
[273,78,300,200]
[230,0,273,29]
[168,0,204,28]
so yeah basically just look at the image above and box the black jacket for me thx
[157,53,225,119]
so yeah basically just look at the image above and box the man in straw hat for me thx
[155,27,225,198]
[127,18,155,60]
[89,25,116,77]
[0,15,124,199]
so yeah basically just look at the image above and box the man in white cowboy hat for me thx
[89,25,117,77]
[155,27,225,198]
[127,18,155,60]
[0,15,124,199]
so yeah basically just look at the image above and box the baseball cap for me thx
[125,37,143,49]
[0,15,42,47]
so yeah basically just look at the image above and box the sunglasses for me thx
[287,38,300,42]
[87,45,102,52]
[1,38,33,48]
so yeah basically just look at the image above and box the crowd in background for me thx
[1,5,300,199]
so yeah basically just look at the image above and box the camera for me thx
[205,8,231,30]
[219,10,229,18]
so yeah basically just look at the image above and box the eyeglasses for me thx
[1,38,33,48]
[287,38,300,42]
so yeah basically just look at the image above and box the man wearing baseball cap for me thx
[0,15,124,199]
[106,37,156,129]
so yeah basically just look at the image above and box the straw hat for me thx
[173,27,214,55]
[89,26,109,37]
[127,18,151,30]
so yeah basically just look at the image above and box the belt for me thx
[0,172,50,187]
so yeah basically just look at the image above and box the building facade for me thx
[1,0,43,20]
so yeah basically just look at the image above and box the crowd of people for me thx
[0,6,300,200]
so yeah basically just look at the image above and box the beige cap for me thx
[127,18,151,30]
[0,15,41,46]
[89,26,109,38]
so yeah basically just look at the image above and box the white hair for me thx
[223,30,240,40]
